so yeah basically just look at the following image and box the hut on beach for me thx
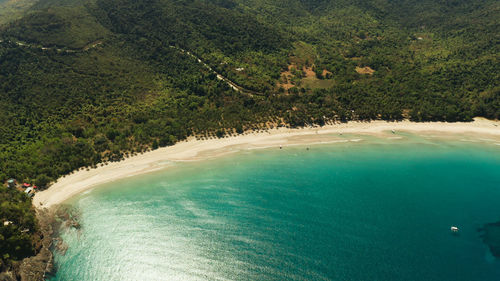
[24,186,35,197]
[24,186,33,194]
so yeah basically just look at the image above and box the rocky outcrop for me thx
[17,209,55,281]
[2,205,81,281]
[0,272,16,281]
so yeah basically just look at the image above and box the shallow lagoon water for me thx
[50,135,500,280]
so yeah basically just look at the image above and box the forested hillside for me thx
[0,0,499,266]
[0,0,498,184]
[0,0,498,181]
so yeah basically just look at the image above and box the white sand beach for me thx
[33,118,500,208]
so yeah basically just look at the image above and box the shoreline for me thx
[33,118,500,208]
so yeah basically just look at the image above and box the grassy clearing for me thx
[277,42,335,91]
[302,76,335,89]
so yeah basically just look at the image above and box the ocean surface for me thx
[49,134,500,281]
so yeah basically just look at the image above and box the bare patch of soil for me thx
[303,66,315,78]
[277,64,298,90]
[355,66,375,75]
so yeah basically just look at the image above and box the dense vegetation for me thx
[0,185,38,269]
[0,0,498,265]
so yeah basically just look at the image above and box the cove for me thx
[49,135,500,281]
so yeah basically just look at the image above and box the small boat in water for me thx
[451,226,459,233]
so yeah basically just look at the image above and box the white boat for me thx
[451,226,459,233]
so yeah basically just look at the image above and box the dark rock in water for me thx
[15,205,81,281]
[54,205,81,230]
[479,221,500,258]
[53,238,69,256]
[64,220,80,229]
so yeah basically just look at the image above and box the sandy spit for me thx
[34,118,500,208]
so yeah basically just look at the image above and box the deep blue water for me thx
[50,135,500,280]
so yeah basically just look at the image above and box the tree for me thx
[35,174,53,189]
[235,124,243,134]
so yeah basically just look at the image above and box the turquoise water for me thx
[50,135,500,281]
